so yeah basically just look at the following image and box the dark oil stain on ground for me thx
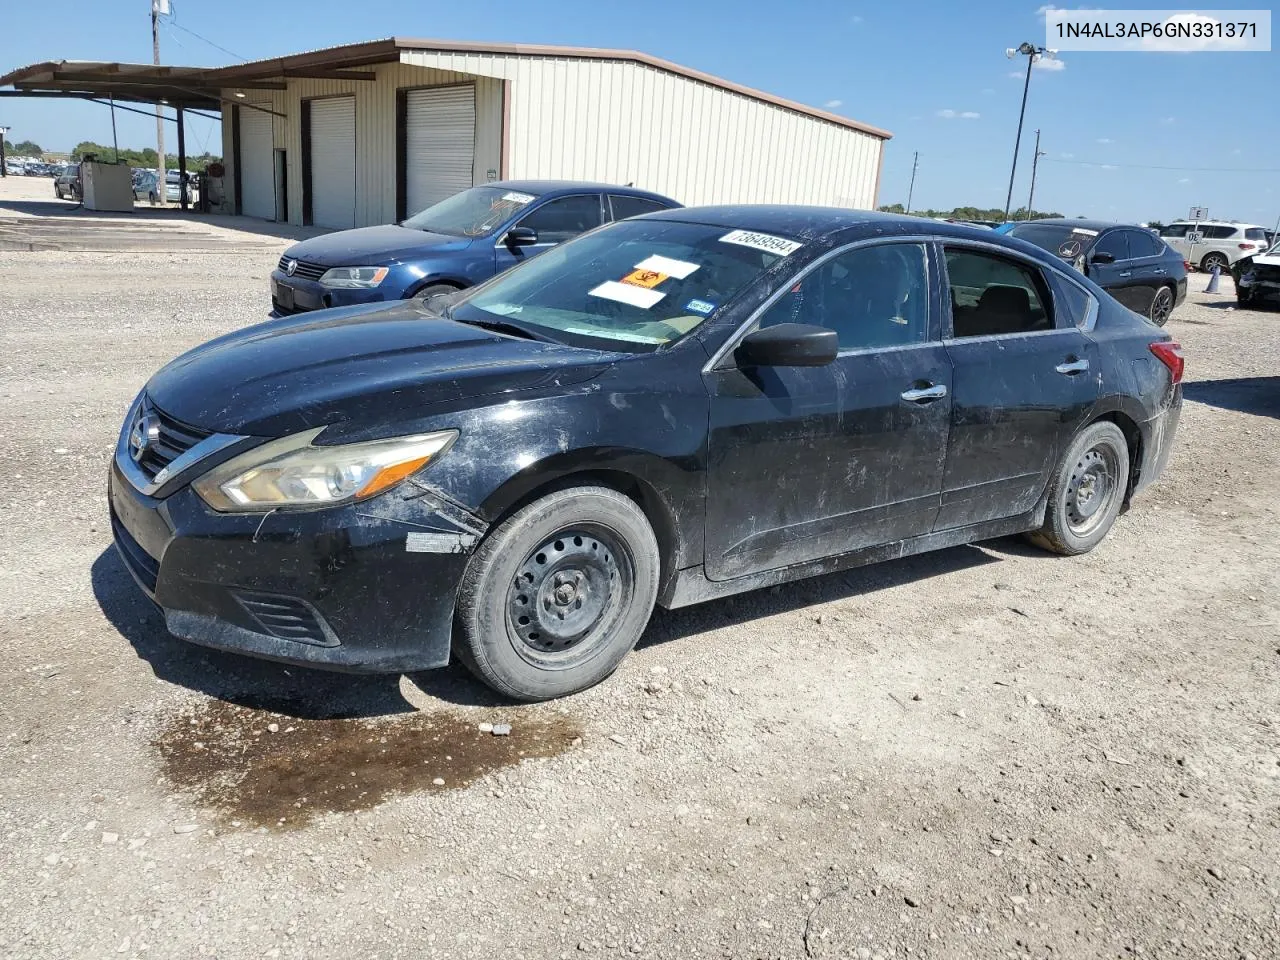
[154,700,581,830]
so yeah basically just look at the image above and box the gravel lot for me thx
[1,174,1278,960]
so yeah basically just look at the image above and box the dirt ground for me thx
[1,174,1277,960]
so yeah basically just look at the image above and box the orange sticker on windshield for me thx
[621,269,669,289]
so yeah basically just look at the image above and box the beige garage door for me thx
[308,96,356,229]
[238,105,275,220]
[405,85,476,217]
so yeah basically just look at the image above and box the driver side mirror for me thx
[1090,250,1116,265]
[504,226,538,247]
[735,323,838,368]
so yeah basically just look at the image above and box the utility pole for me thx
[905,151,919,214]
[1025,130,1046,220]
[0,126,8,178]
[151,0,167,206]
[1003,43,1055,222]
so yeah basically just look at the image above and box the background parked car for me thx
[53,163,81,201]
[270,180,680,315]
[1007,219,1186,325]
[1233,237,1280,308]
[133,170,197,205]
[1158,220,1269,272]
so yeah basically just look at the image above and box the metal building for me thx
[1,38,892,229]
[218,39,890,229]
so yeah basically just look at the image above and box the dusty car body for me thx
[109,208,1184,700]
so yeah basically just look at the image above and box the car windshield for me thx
[453,218,799,353]
[1009,222,1100,260]
[401,186,541,237]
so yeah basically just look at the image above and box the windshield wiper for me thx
[445,308,552,343]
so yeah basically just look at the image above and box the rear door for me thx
[1124,229,1169,314]
[703,240,952,580]
[936,243,1100,530]
[494,194,605,272]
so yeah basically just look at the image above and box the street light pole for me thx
[1003,42,1055,223]
[906,151,919,214]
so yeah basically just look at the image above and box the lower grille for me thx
[111,511,160,596]
[277,256,327,282]
[233,591,337,647]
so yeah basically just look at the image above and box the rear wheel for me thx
[454,486,660,701]
[1200,251,1228,273]
[1148,286,1174,326]
[1026,421,1130,556]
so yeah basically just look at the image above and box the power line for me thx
[1043,157,1280,174]
[164,5,248,62]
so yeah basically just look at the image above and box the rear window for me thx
[1007,222,1099,261]
[1204,225,1237,239]
[610,195,671,220]
[458,219,799,352]
[1245,228,1267,241]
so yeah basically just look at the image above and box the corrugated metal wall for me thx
[400,50,883,209]
[219,62,502,226]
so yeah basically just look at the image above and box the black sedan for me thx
[1006,219,1187,326]
[108,208,1184,701]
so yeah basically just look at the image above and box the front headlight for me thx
[319,266,390,289]
[192,428,457,512]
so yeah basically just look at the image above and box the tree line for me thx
[4,139,45,156]
[70,141,222,172]
[877,203,1065,221]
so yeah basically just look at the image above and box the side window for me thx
[1160,224,1189,238]
[1244,227,1267,242]
[1205,225,1236,240]
[758,243,930,351]
[1128,230,1162,258]
[1050,274,1096,329]
[1092,231,1130,261]
[609,195,670,221]
[944,248,1053,338]
[517,195,603,244]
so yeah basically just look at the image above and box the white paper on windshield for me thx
[485,303,524,316]
[633,254,700,279]
[502,191,536,203]
[589,281,666,309]
[563,326,667,344]
[719,229,803,257]
[1071,228,1099,236]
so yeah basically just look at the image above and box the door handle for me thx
[1118,271,1132,278]
[900,384,948,403]
[1055,358,1090,375]
[1153,267,1166,275]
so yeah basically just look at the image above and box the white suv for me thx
[1158,220,1270,272]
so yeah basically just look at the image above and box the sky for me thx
[1,0,1277,224]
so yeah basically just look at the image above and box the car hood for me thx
[283,224,474,266]
[146,302,619,437]
[1249,253,1280,268]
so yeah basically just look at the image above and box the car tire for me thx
[1200,251,1228,273]
[454,485,660,702]
[1148,285,1174,326]
[411,283,462,307]
[1026,421,1131,557]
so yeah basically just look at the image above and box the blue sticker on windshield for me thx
[685,299,716,315]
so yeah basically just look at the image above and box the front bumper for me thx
[269,270,391,315]
[108,455,480,673]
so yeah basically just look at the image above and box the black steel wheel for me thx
[1148,286,1174,326]
[455,486,660,701]
[1026,420,1130,556]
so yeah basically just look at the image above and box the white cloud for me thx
[1160,116,1176,125]
[1033,56,1066,71]
[1008,71,1026,79]
[1177,177,1191,184]
[824,99,843,108]
[1060,152,1075,159]
[960,111,981,119]
[850,14,863,23]
[1232,148,1242,155]
[936,109,981,120]
[1100,164,1117,170]
[981,87,995,95]
[1096,137,1113,144]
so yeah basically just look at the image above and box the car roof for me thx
[1169,219,1264,228]
[643,205,1032,243]
[1012,218,1135,232]
[492,179,678,205]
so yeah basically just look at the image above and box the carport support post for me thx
[176,106,188,211]
[0,128,6,178]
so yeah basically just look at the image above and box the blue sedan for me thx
[270,181,680,315]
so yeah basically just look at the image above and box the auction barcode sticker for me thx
[719,230,803,257]
[1046,9,1271,51]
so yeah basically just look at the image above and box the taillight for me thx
[1183,260,1193,271]
[1239,242,1256,250]
[1149,341,1184,384]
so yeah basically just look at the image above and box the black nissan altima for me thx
[109,208,1184,701]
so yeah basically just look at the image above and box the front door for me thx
[704,241,952,581]
[494,194,605,274]
[937,244,1100,530]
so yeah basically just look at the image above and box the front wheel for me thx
[1026,421,1131,556]
[454,486,660,701]
[1148,286,1174,326]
